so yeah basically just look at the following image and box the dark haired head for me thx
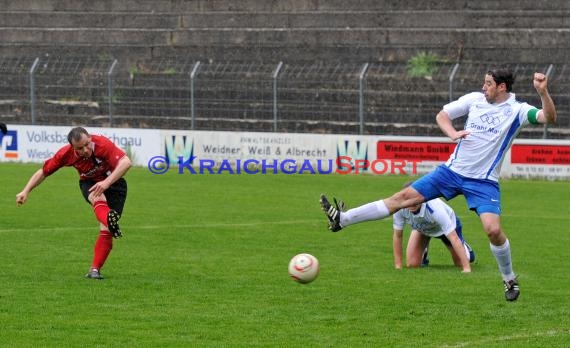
[67,127,89,144]
[487,67,516,92]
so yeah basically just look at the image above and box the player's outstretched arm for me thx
[533,72,557,124]
[16,169,46,206]
[392,229,404,269]
[447,231,471,273]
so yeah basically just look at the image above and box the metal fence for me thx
[1,57,568,139]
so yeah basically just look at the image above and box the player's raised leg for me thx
[91,197,122,239]
[319,186,424,232]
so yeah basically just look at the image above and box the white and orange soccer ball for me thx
[288,253,320,284]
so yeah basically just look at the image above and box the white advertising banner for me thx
[157,130,570,179]
[157,131,454,176]
[160,130,338,174]
[0,125,160,166]
[2,125,569,180]
[503,138,570,180]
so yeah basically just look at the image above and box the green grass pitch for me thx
[1,163,569,347]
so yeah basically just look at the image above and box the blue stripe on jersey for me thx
[426,203,434,214]
[485,116,522,179]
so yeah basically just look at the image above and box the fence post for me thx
[448,63,460,102]
[107,59,118,127]
[29,57,40,125]
[272,61,284,132]
[359,63,370,135]
[542,64,554,139]
[190,61,201,130]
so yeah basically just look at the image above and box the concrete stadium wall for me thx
[1,0,569,65]
[1,0,569,136]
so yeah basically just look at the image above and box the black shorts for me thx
[79,178,128,215]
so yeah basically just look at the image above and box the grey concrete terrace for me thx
[2,0,570,12]
[1,10,570,29]
[0,0,568,137]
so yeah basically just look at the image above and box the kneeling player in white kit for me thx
[392,197,475,272]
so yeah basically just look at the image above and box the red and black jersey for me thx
[43,135,126,181]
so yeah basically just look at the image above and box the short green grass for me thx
[1,163,569,347]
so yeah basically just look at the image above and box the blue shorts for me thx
[411,165,501,215]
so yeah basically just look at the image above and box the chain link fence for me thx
[1,57,568,138]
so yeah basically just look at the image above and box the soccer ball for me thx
[288,253,319,284]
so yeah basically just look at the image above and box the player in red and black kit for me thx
[16,127,132,279]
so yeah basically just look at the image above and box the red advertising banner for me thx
[511,144,570,165]
[376,141,456,161]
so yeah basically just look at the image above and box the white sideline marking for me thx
[440,328,570,348]
[0,219,320,233]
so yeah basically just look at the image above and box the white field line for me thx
[440,328,570,348]
[2,212,568,234]
[0,219,321,233]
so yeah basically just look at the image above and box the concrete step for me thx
[2,27,569,64]
[2,0,570,12]
[0,12,180,29]
[178,10,570,29]
[2,10,569,29]
[0,43,566,66]
[2,27,568,49]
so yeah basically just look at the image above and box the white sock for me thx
[340,200,390,227]
[490,239,516,281]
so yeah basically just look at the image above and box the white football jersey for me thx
[392,198,457,238]
[443,92,537,181]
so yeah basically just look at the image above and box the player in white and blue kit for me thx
[393,197,475,273]
[321,68,557,301]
